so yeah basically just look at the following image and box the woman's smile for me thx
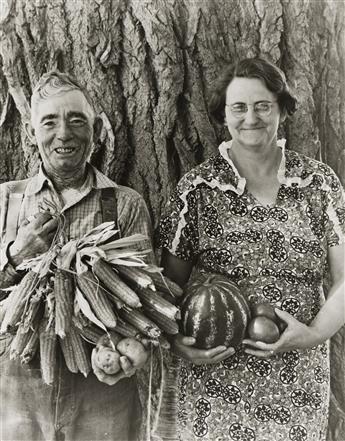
[225,77,281,151]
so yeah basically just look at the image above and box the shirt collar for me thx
[25,163,118,196]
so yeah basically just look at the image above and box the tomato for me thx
[251,303,277,323]
[247,316,280,343]
[251,303,287,333]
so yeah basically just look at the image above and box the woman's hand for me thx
[170,333,235,365]
[243,309,324,358]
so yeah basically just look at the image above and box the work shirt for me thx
[0,163,155,441]
[0,163,154,290]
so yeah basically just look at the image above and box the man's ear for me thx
[24,120,37,144]
[93,116,103,143]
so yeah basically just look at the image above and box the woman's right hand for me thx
[170,333,235,365]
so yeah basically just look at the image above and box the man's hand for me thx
[91,346,136,386]
[91,334,150,386]
[243,309,324,358]
[9,212,59,267]
[170,333,235,365]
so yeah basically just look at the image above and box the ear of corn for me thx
[114,317,141,339]
[77,271,117,329]
[0,271,38,334]
[72,316,104,345]
[144,307,179,335]
[21,330,39,364]
[115,265,155,290]
[54,270,75,338]
[59,332,78,373]
[119,308,161,339]
[10,326,34,360]
[136,287,181,321]
[103,289,125,310]
[39,318,57,385]
[69,326,91,377]
[142,271,183,298]
[21,294,43,333]
[93,259,142,308]
[21,277,46,333]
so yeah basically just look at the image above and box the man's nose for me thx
[56,120,72,141]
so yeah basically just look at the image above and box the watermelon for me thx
[180,273,250,349]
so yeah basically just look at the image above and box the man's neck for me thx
[44,166,88,191]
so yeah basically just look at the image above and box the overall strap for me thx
[4,180,29,243]
[100,187,120,237]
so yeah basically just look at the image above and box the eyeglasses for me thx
[226,101,277,118]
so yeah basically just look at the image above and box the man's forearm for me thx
[0,242,24,295]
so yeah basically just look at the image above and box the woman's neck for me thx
[229,141,281,178]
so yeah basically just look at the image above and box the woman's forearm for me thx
[310,280,345,342]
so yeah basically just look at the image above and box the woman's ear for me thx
[24,120,37,144]
[93,116,103,143]
[279,110,287,124]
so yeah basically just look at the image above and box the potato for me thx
[116,338,148,367]
[95,347,121,374]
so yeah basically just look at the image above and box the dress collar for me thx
[216,138,310,195]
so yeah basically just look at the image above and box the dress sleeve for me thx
[159,181,200,262]
[323,168,345,246]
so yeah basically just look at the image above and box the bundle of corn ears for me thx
[0,221,182,384]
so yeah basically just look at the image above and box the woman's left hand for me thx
[243,309,324,358]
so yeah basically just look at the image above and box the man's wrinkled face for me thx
[31,90,95,176]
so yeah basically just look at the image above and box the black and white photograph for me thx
[0,1,344,440]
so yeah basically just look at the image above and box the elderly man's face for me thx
[30,90,96,176]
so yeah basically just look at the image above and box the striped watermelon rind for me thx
[180,273,250,349]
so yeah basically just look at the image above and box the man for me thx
[0,71,154,441]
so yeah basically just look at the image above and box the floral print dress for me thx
[158,140,345,441]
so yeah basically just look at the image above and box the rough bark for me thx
[0,0,344,439]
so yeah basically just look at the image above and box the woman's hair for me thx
[31,70,95,123]
[208,57,298,124]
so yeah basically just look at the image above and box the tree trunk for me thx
[0,0,344,439]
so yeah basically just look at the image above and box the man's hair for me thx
[31,70,95,122]
[208,57,298,124]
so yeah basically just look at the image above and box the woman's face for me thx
[225,77,283,151]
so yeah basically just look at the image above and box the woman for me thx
[158,58,344,441]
